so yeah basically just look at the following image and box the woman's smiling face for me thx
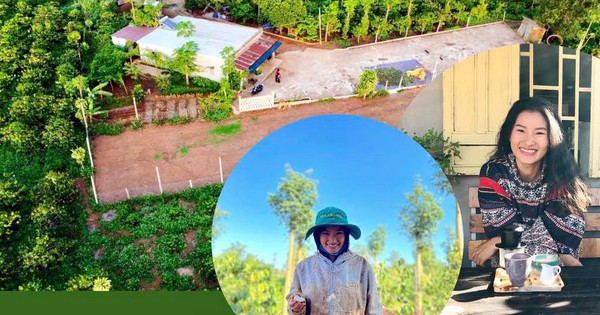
[319,225,346,254]
[510,110,549,173]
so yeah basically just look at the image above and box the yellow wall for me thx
[442,45,520,175]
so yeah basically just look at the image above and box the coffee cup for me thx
[498,246,525,268]
[505,252,530,287]
[531,254,560,274]
[540,264,561,285]
[500,224,524,248]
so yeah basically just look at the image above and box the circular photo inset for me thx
[213,114,460,315]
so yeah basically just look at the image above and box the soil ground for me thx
[93,89,420,203]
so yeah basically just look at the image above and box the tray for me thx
[493,268,564,293]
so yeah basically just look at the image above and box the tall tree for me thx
[342,0,359,39]
[367,224,386,267]
[88,44,127,90]
[399,179,443,315]
[267,164,317,315]
[171,41,199,86]
[537,0,599,47]
[374,0,399,42]
[352,0,374,43]
[322,1,342,43]
[265,0,307,35]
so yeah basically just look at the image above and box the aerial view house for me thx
[111,15,281,81]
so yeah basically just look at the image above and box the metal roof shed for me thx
[111,26,156,47]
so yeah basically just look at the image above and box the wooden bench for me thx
[467,187,600,266]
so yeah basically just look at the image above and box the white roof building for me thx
[134,16,260,81]
[112,16,281,82]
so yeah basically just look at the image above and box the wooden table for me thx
[442,265,600,314]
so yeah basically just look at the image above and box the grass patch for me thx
[209,121,241,136]
[153,153,163,160]
[100,96,133,110]
[173,146,189,158]
[318,97,336,103]
[91,122,125,136]
[159,73,220,95]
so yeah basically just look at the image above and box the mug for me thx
[505,253,531,287]
[531,254,560,274]
[499,247,525,268]
[540,264,561,285]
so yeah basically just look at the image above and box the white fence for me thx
[237,93,275,112]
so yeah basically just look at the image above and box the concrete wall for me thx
[397,75,442,136]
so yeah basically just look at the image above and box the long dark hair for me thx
[491,97,589,214]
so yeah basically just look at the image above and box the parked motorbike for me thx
[251,84,264,95]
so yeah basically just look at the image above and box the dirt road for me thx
[93,89,421,203]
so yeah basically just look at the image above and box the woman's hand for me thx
[288,294,306,315]
[472,236,501,266]
[559,254,583,266]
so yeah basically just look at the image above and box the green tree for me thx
[537,0,600,50]
[399,179,443,315]
[355,69,378,98]
[214,244,284,314]
[342,0,359,39]
[220,46,237,79]
[403,0,415,37]
[171,41,199,86]
[373,0,399,42]
[134,2,163,27]
[89,44,127,90]
[367,224,386,267]
[124,61,142,83]
[267,164,317,314]
[322,1,342,43]
[265,0,307,35]
[470,0,489,23]
[176,20,196,37]
[352,0,374,43]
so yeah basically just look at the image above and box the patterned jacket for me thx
[287,250,383,315]
[479,154,586,258]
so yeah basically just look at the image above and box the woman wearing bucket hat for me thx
[286,207,383,315]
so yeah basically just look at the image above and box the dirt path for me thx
[93,89,420,203]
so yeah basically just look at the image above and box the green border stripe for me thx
[1,291,234,315]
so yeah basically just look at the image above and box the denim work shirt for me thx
[287,250,383,315]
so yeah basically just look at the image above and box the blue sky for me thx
[213,114,457,269]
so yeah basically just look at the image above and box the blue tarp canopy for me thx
[249,41,282,73]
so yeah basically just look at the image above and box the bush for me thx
[129,119,144,130]
[132,84,146,104]
[337,38,351,48]
[167,116,191,125]
[191,76,220,93]
[411,129,461,176]
[100,96,132,110]
[375,89,389,97]
[92,122,125,136]
[203,107,231,123]
[375,68,404,86]
[156,74,171,94]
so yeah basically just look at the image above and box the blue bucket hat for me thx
[304,207,361,240]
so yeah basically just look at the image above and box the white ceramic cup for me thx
[540,263,561,285]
